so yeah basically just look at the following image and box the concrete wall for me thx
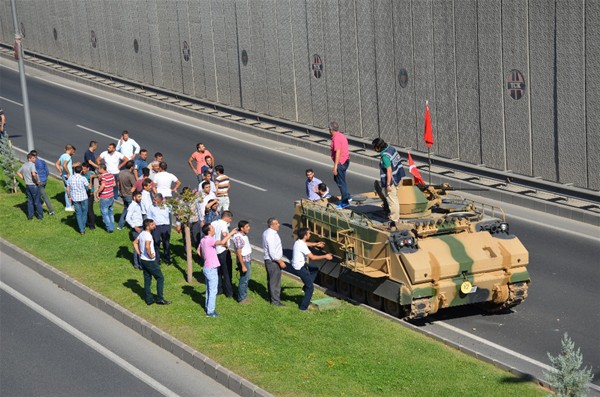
[0,0,597,190]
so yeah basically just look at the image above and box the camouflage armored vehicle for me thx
[292,177,530,319]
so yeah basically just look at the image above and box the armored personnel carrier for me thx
[292,177,530,319]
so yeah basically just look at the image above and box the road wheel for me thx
[350,285,366,304]
[383,299,404,318]
[320,273,337,291]
[366,292,383,310]
[336,279,351,297]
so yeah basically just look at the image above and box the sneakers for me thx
[336,203,350,209]
[271,302,285,307]
[156,299,171,305]
[65,207,75,212]
[49,212,55,216]
[117,226,124,231]
[206,312,220,318]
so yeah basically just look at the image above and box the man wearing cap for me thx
[372,137,405,224]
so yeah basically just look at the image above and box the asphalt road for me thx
[1,58,599,387]
[0,250,238,397]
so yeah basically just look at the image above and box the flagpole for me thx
[426,100,431,185]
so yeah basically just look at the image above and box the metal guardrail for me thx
[1,43,598,215]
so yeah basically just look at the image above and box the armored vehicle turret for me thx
[293,178,530,319]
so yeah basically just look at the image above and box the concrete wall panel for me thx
[412,0,436,152]
[586,0,600,190]
[291,1,312,125]
[323,1,345,131]
[223,0,241,108]
[392,0,417,149]
[306,0,327,129]
[432,0,458,158]
[373,0,398,144]
[177,0,194,96]
[555,0,586,187]
[502,0,532,176]
[477,0,505,170]
[211,0,229,104]
[262,0,282,116]
[248,1,267,113]
[199,1,217,101]
[356,0,378,138]
[276,0,296,120]
[235,0,253,110]
[338,0,361,138]
[528,0,556,181]
[188,2,206,99]
[454,0,481,164]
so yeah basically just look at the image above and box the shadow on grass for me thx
[60,213,82,233]
[116,245,133,262]
[182,285,205,311]
[123,278,145,302]
[12,201,28,217]
[500,374,537,384]
[248,279,270,302]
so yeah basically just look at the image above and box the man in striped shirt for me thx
[214,165,230,212]
[66,165,90,235]
[97,164,116,233]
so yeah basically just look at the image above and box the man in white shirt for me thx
[292,227,332,311]
[126,191,144,270]
[133,218,170,305]
[199,181,216,221]
[262,217,287,306]
[153,162,180,198]
[211,211,234,298]
[116,130,141,160]
[147,193,172,265]
[99,143,128,198]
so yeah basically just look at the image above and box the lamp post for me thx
[10,0,34,152]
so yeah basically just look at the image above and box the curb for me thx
[0,238,274,397]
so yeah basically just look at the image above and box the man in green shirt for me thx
[372,138,406,225]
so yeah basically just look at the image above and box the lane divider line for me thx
[76,124,119,141]
[0,281,181,397]
[0,95,23,107]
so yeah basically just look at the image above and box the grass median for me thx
[0,173,545,396]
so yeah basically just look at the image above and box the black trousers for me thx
[152,224,171,264]
[217,249,233,297]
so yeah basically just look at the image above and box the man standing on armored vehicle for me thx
[372,138,405,225]
[329,121,351,209]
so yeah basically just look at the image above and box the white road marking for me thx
[0,282,181,397]
[0,95,23,107]
[229,177,266,192]
[76,124,119,141]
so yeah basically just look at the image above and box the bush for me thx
[0,133,20,193]
[544,333,594,397]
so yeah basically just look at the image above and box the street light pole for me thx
[10,0,34,152]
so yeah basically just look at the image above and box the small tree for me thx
[544,333,594,397]
[167,188,199,283]
[0,134,20,193]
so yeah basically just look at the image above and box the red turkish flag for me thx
[424,102,433,147]
[408,152,425,185]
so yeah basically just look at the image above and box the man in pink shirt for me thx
[329,121,351,209]
[188,143,215,183]
[198,223,237,317]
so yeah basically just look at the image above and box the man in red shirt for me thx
[187,143,215,183]
[97,164,116,232]
[329,121,351,209]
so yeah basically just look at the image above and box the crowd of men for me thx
[15,120,407,316]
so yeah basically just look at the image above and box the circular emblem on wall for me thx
[311,54,323,78]
[20,22,25,37]
[398,68,409,88]
[90,30,97,48]
[506,69,526,100]
[53,28,58,41]
[133,39,139,53]
[241,50,248,66]
[182,41,190,62]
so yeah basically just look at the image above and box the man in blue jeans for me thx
[97,164,116,232]
[17,153,43,220]
[66,165,90,235]
[55,144,77,212]
[30,150,55,215]
[233,220,252,304]
[291,227,333,311]
[329,121,351,209]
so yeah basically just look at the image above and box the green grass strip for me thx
[0,174,544,396]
